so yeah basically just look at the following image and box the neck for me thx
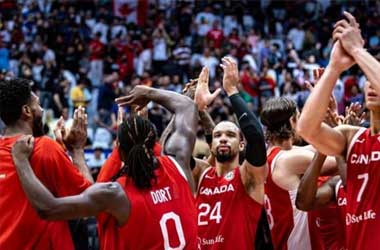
[370,111,380,135]
[215,156,239,177]
[4,121,32,136]
[268,138,293,151]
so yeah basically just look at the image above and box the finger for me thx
[313,69,319,80]
[211,88,222,100]
[221,57,231,67]
[333,26,345,38]
[333,33,343,43]
[117,95,134,106]
[115,95,133,104]
[334,19,350,29]
[77,106,84,130]
[343,11,359,28]
[304,81,314,92]
[72,109,79,128]
[198,67,207,83]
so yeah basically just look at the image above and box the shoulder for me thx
[33,136,63,155]
[335,124,362,142]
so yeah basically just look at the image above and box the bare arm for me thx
[297,42,354,156]
[296,152,339,210]
[53,107,93,183]
[12,136,129,225]
[221,57,267,204]
[116,85,198,191]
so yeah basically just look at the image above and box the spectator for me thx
[88,32,105,87]
[200,48,219,79]
[172,38,191,81]
[87,146,106,180]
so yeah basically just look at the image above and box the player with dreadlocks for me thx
[11,67,203,249]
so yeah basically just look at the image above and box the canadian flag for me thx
[113,0,148,26]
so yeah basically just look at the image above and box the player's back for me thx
[116,155,198,250]
[346,127,380,249]
[196,166,262,250]
[314,178,346,250]
[0,135,90,250]
[264,147,324,250]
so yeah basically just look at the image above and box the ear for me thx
[21,104,33,119]
[239,141,245,152]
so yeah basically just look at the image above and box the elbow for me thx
[296,120,315,142]
[295,193,314,211]
[36,208,56,220]
[295,199,312,211]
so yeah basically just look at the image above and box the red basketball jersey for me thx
[100,155,198,250]
[314,178,346,250]
[264,147,324,250]
[196,167,262,250]
[345,127,380,249]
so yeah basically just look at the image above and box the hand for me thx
[194,67,221,111]
[115,85,152,110]
[329,41,355,73]
[324,108,343,127]
[220,57,240,96]
[62,107,88,151]
[12,135,35,163]
[313,68,325,82]
[343,102,365,126]
[333,12,365,55]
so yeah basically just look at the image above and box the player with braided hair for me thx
[11,67,202,249]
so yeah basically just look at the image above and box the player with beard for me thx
[195,57,267,250]
[261,96,339,250]
[10,81,200,250]
[0,78,93,250]
[298,12,380,249]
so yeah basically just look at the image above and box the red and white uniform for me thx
[264,147,324,250]
[345,128,380,249]
[196,167,262,250]
[99,155,198,250]
[315,179,346,250]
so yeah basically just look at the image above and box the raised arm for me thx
[220,57,267,202]
[116,84,198,191]
[296,152,339,210]
[12,136,129,225]
[54,107,93,183]
[297,41,355,156]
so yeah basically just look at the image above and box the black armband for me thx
[229,93,267,166]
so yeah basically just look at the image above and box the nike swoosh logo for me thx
[239,113,248,121]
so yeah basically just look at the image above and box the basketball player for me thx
[298,12,380,249]
[260,96,338,250]
[296,152,346,250]
[194,57,267,250]
[0,78,93,250]
[11,82,200,250]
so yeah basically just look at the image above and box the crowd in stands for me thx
[0,0,379,154]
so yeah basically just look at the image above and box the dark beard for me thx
[32,116,44,137]
[216,152,233,163]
